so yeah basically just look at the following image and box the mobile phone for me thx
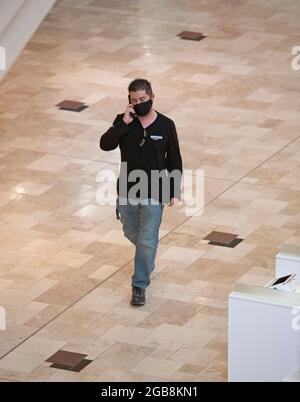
[128,95,136,118]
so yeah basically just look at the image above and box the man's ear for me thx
[151,93,155,101]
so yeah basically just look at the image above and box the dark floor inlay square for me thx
[49,363,73,371]
[50,359,92,372]
[204,231,238,245]
[71,359,93,372]
[46,350,87,368]
[208,238,244,248]
[56,100,88,112]
[177,31,206,41]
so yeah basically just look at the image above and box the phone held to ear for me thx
[128,95,136,118]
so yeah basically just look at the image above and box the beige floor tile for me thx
[0,0,299,382]
[12,181,54,196]
[145,323,217,348]
[101,324,152,345]
[0,352,44,374]
[89,264,121,280]
[130,356,183,378]
[98,230,132,246]
[47,249,94,267]
[159,246,206,264]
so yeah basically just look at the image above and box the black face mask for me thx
[134,99,153,117]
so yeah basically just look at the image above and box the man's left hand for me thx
[168,198,180,206]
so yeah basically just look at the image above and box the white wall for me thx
[228,284,300,382]
[0,0,25,36]
[0,0,56,81]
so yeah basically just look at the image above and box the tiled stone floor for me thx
[0,0,300,382]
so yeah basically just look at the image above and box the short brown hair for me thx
[128,78,153,96]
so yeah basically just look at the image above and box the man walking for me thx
[100,79,182,306]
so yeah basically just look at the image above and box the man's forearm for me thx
[100,118,129,151]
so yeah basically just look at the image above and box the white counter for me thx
[228,283,300,382]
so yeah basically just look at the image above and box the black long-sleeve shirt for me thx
[100,111,183,204]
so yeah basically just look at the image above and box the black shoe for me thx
[131,287,146,306]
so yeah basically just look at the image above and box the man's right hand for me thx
[123,104,136,125]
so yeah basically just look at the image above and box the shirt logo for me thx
[150,135,163,140]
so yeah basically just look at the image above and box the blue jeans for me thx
[117,198,164,289]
